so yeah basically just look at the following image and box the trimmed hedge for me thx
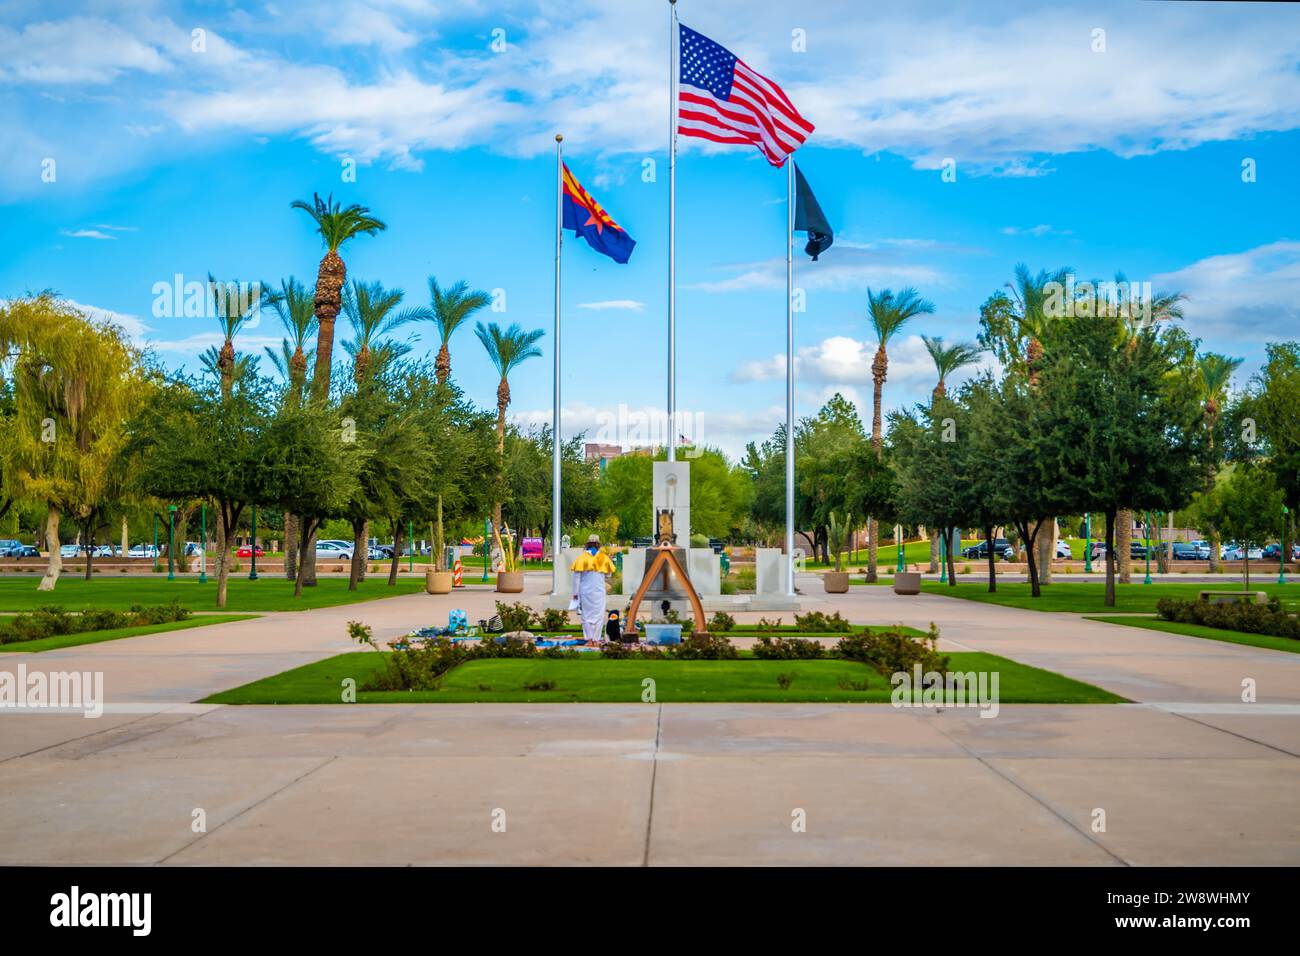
[1156,596,1300,640]
[0,600,192,645]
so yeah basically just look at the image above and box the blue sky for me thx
[3,0,1299,459]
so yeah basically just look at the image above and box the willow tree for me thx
[0,295,141,590]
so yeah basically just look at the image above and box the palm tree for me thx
[865,287,934,582]
[260,277,317,408]
[289,193,386,401]
[1006,264,1072,386]
[426,277,491,384]
[199,346,257,385]
[475,321,545,531]
[207,275,260,398]
[341,280,418,387]
[1197,352,1242,573]
[260,278,317,582]
[921,335,983,401]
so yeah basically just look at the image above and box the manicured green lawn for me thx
[0,576,427,613]
[204,650,1124,705]
[916,580,1300,614]
[0,614,258,653]
[1085,615,1300,655]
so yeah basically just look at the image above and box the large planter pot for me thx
[822,571,850,593]
[893,571,922,595]
[495,571,525,593]
[426,569,453,595]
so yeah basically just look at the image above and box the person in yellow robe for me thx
[571,534,616,641]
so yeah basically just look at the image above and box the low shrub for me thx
[751,635,827,659]
[755,616,783,633]
[0,601,192,646]
[671,632,739,660]
[1156,596,1300,640]
[532,607,571,632]
[494,601,534,632]
[522,679,557,691]
[776,672,795,690]
[793,610,851,633]
[834,623,949,677]
[599,640,665,660]
[708,611,736,632]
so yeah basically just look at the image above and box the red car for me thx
[235,546,265,558]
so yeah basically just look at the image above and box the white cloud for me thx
[733,332,996,403]
[5,1,1299,195]
[577,299,644,312]
[60,229,115,240]
[691,241,950,293]
[1155,241,1300,342]
[1001,224,1071,237]
[0,16,174,85]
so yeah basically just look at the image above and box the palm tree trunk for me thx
[493,378,508,533]
[867,357,886,584]
[38,505,61,591]
[928,528,939,573]
[311,249,346,400]
[359,518,370,582]
[121,515,129,559]
[435,342,451,384]
[1104,509,1118,607]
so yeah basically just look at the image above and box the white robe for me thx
[572,569,608,641]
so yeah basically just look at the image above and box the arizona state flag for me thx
[562,164,636,264]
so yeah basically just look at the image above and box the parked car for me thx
[0,539,24,557]
[59,544,82,559]
[1170,542,1200,560]
[315,541,353,561]
[367,546,387,560]
[8,545,39,558]
[1262,544,1286,561]
[128,544,159,558]
[1223,544,1264,561]
[235,546,265,558]
[1055,541,1072,559]
[962,539,1015,560]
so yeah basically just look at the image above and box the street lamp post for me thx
[939,529,948,584]
[199,503,207,584]
[1143,512,1155,585]
[248,506,259,581]
[895,524,904,572]
[1280,504,1289,585]
[1084,512,1092,573]
[167,505,177,581]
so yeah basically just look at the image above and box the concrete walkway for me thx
[1,573,1297,865]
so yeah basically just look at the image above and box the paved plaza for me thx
[2,574,1298,865]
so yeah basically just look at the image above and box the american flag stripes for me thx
[676,24,814,167]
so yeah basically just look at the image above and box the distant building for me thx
[585,442,622,463]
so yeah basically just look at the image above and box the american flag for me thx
[677,24,814,167]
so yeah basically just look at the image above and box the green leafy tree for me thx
[1033,313,1206,606]
[1195,352,1243,571]
[1192,464,1284,590]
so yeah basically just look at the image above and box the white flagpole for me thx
[785,159,795,596]
[551,133,563,595]
[667,0,678,462]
